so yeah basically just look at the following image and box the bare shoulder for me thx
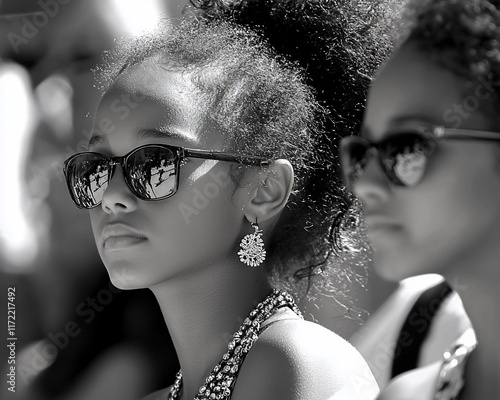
[379,345,500,400]
[232,318,379,400]
[378,362,440,400]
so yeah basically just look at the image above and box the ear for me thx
[238,159,294,224]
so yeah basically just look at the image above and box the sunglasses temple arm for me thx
[183,148,271,166]
[443,128,500,141]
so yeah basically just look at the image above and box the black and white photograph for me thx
[1,1,499,399]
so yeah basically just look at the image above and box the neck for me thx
[441,230,500,346]
[441,228,500,288]
[150,258,272,400]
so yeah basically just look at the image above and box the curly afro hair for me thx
[401,0,500,124]
[186,0,403,307]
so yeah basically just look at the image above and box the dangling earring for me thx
[238,222,266,267]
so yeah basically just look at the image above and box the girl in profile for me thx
[342,0,500,398]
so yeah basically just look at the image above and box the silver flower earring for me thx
[238,222,266,267]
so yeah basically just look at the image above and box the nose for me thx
[352,157,391,207]
[101,165,138,214]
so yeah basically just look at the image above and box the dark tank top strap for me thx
[391,280,454,378]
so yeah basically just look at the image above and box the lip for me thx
[364,214,402,232]
[101,223,147,251]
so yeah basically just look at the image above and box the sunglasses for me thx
[340,125,500,188]
[63,144,270,209]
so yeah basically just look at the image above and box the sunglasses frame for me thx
[340,124,500,188]
[63,143,271,209]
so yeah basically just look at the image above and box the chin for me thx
[104,262,149,290]
[372,250,423,282]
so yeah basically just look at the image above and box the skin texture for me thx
[232,317,379,400]
[354,42,500,399]
[88,60,379,400]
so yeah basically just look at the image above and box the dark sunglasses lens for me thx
[381,133,432,186]
[66,154,110,209]
[126,146,177,200]
[341,139,370,185]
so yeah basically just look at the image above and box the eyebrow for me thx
[88,135,106,148]
[389,115,439,127]
[361,115,440,139]
[136,129,197,143]
[88,128,197,149]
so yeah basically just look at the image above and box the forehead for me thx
[363,42,491,141]
[110,59,196,99]
[103,59,205,123]
[92,59,220,151]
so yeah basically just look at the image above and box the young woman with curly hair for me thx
[342,0,500,398]
[62,1,398,398]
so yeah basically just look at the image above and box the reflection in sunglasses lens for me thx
[127,148,177,200]
[69,155,109,208]
[342,132,433,188]
[382,134,430,186]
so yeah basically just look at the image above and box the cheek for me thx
[89,209,111,264]
[431,156,494,220]
[151,166,243,261]
[404,180,472,243]
[402,151,500,257]
[89,211,102,244]
[176,162,240,229]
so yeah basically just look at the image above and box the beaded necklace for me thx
[168,289,302,400]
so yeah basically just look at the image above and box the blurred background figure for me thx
[345,0,500,397]
[0,1,186,399]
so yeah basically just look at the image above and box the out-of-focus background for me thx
[0,2,186,399]
[0,1,395,399]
